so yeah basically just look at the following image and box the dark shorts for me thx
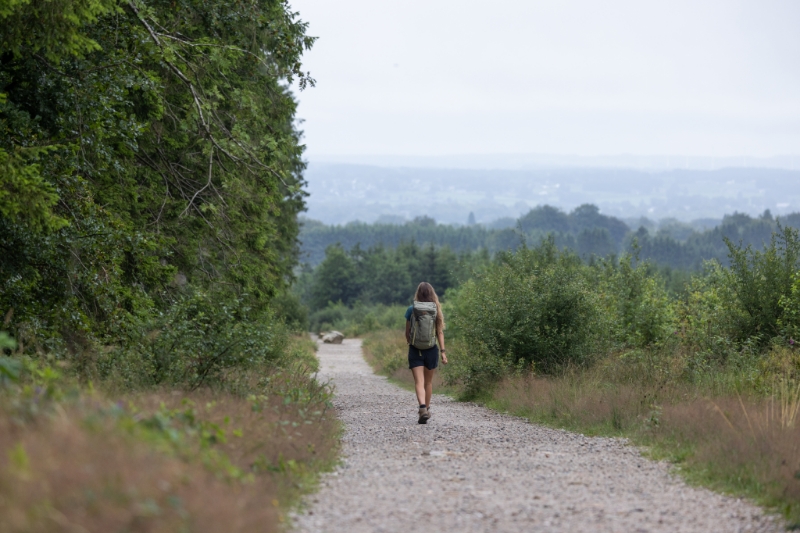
[408,345,439,370]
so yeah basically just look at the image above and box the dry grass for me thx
[487,370,800,523]
[0,339,338,533]
[0,400,268,533]
[128,387,338,487]
[661,397,800,504]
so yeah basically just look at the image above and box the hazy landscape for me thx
[305,161,800,226]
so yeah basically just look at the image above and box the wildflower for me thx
[790,338,796,346]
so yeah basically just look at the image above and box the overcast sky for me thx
[289,0,800,160]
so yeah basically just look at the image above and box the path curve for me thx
[293,339,781,533]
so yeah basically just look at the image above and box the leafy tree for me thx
[302,241,486,311]
[310,245,357,309]
[518,204,569,233]
[449,239,605,381]
[607,253,676,347]
[576,228,616,259]
[299,208,800,281]
[1,0,315,350]
[358,246,412,305]
[723,225,800,343]
[570,204,629,245]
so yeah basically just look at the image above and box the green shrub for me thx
[0,332,21,387]
[308,302,406,337]
[722,225,800,345]
[779,272,800,343]
[608,253,678,348]
[676,226,800,367]
[0,332,16,353]
[308,301,348,333]
[680,261,744,364]
[449,240,606,386]
[271,291,310,332]
[101,291,287,390]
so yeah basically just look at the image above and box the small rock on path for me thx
[293,339,781,533]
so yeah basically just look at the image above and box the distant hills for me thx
[304,163,800,226]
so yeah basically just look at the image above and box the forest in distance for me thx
[299,204,800,270]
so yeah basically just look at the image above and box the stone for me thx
[322,331,345,344]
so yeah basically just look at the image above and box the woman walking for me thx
[405,282,448,424]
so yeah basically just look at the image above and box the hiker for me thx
[405,281,448,424]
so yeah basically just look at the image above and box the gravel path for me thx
[293,339,782,533]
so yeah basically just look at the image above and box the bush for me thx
[100,290,287,390]
[607,253,678,348]
[680,262,744,365]
[271,291,309,332]
[723,225,800,345]
[779,272,800,343]
[448,240,606,387]
[308,302,406,337]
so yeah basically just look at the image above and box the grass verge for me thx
[361,329,800,528]
[0,336,339,533]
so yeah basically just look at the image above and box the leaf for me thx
[0,356,22,386]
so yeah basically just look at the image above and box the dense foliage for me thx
[299,209,800,344]
[443,227,800,388]
[295,240,491,311]
[448,241,606,378]
[1,0,313,359]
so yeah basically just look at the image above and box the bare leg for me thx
[411,366,426,405]
[423,367,435,408]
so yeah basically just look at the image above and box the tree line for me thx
[300,205,800,272]
[294,242,491,312]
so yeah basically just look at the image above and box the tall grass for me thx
[0,336,339,533]
[769,377,800,429]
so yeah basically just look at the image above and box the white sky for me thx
[289,0,800,159]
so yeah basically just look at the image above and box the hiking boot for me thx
[418,407,429,424]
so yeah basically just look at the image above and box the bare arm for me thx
[405,320,411,344]
[438,330,448,364]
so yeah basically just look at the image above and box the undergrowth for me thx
[0,335,338,533]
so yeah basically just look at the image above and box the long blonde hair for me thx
[414,282,445,332]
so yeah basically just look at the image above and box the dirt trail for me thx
[293,339,781,533]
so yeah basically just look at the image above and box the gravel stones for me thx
[293,339,782,533]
